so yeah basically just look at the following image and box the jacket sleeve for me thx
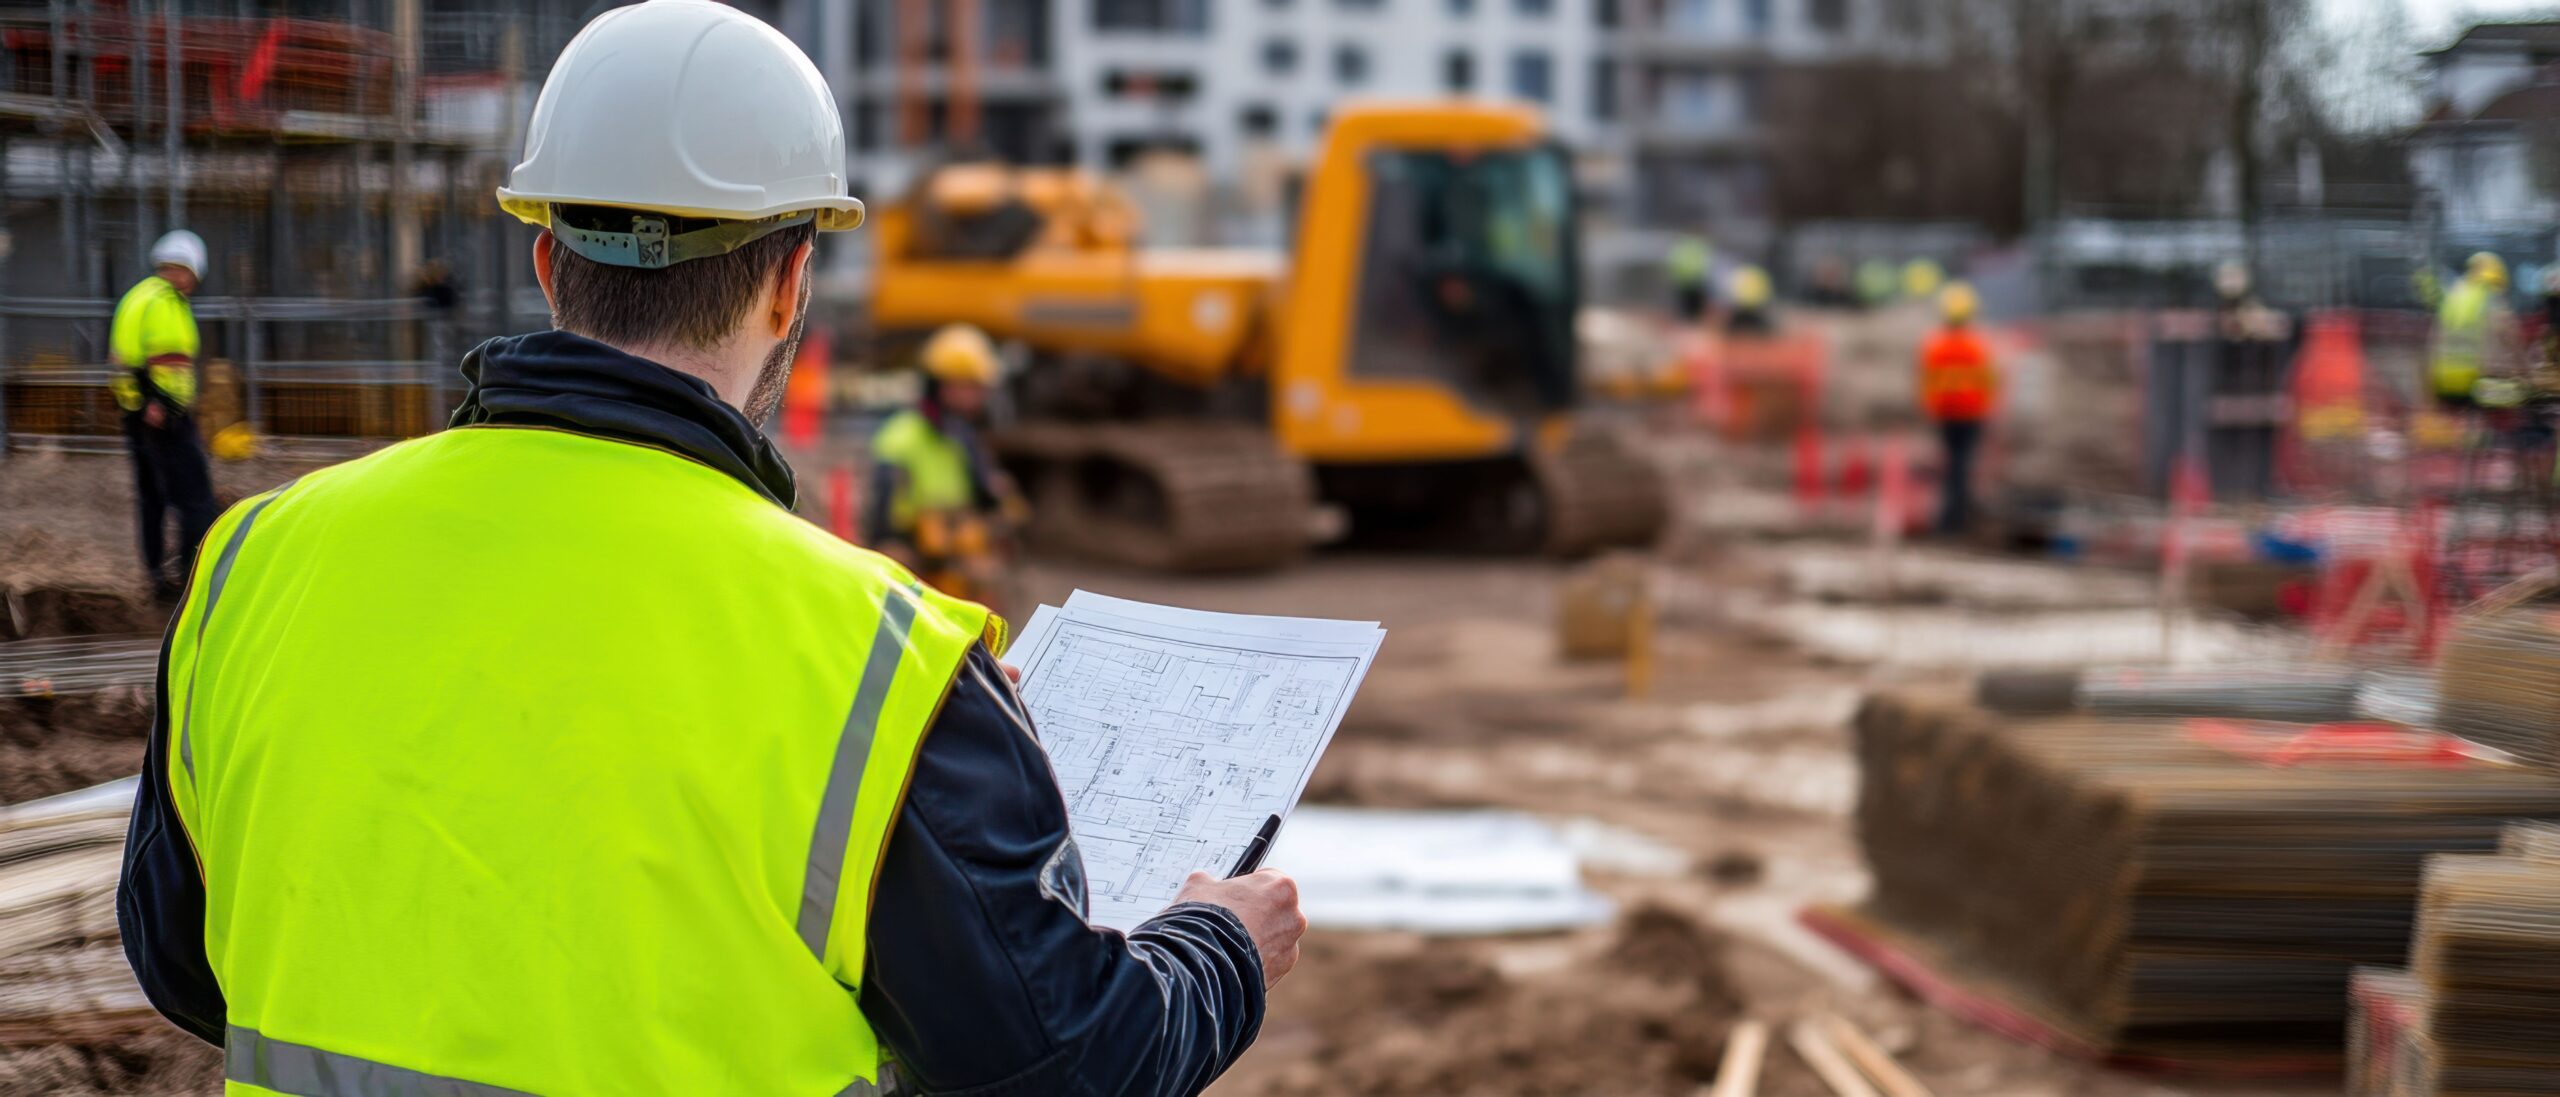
[861,647,1267,1096]
[115,629,227,1046]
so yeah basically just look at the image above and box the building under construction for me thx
[0,0,597,455]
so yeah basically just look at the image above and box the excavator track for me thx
[996,421,1317,572]
[1533,429,1671,557]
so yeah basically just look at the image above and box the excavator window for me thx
[1344,142,1579,419]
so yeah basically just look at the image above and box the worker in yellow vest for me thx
[868,323,1027,609]
[115,4,1301,1095]
[2432,252,2517,408]
[109,229,220,602]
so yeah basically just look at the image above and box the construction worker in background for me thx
[1726,264,1776,336]
[117,5,1299,1097]
[1855,259,1897,309]
[868,323,1027,611]
[2432,251,2517,409]
[108,229,220,603]
[1668,234,1713,322]
[1919,282,1998,535]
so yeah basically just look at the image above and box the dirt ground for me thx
[0,437,2337,1096]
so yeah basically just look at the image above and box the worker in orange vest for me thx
[1918,281,1997,535]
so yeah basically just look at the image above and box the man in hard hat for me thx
[1668,234,1714,323]
[117,5,1299,1097]
[109,230,220,603]
[1919,282,1998,534]
[2433,252,2517,408]
[867,323,1025,606]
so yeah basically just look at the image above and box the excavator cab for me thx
[1277,104,1662,553]
[1342,141,1580,423]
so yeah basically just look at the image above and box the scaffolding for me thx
[0,0,587,456]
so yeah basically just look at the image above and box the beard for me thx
[742,271,816,426]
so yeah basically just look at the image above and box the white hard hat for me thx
[149,230,206,277]
[496,0,862,269]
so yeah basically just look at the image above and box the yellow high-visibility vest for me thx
[108,275,199,411]
[871,409,979,534]
[166,425,998,1095]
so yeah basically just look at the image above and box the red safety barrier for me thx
[826,464,857,543]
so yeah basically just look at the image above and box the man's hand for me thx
[1172,869,1305,989]
[142,402,166,428]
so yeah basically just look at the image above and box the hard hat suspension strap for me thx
[551,205,816,270]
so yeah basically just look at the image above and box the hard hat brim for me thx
[498,190,865,233]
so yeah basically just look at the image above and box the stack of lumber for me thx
[0,779,155,1042]
[2378,825,2560,1095]
[2438,609,2560,769]
[1852,692,2560,1063]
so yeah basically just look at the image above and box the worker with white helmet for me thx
[108,228,219,602]
[117,5,1299,1097]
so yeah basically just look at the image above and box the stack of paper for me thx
[1010,592,1383,931]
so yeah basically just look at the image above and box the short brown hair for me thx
[546,205,816,351]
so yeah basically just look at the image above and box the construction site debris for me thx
[1850,691,2560,1065]
[0,780,159,1047]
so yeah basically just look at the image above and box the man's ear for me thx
[532,231,560,312]
[769,241,815,339]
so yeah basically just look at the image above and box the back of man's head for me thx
[546,205,815,352]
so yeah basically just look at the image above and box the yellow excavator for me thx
[870,101,1667,571]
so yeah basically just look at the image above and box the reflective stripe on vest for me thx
[168,427,994,1096]
[178,480,297,783]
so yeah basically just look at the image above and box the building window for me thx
[1668,0,1711,34]
[1510,49,1552,102]
[1444,49,1475,92]
[1596,0,1619,28]
[1094,0,1210,32]
[1810,0,1847,31]
[1263,37,1300,75]
[1743,0,1771,36]
[1335,43,1370,85]
[1662,69,1714,127]
[1448,0,1475,13]
[1241,103,1280,138]
[1514,0,1551,15]
[1263,0,1294,8]
[1334,0,1387,10]
[1591,57,1618,121]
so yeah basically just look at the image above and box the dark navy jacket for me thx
[116,331,1267,1096]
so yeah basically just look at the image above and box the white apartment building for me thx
[1053,0,1623,181]
[2408,22,2560,233]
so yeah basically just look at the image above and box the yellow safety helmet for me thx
[1939,281,1979,325]
[210,423,261,462]
[920,324,1001,384]
[1902,259,1945,301]
[2470,251,2510,290]
[1729,266,1774,310]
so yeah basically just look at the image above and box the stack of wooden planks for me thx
[2438,609,2560,770]
[1852,691,2560,1064]
[2348,822,2560,1095]
[0,779,155,1043]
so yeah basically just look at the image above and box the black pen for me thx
[1226,813,1282,877]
